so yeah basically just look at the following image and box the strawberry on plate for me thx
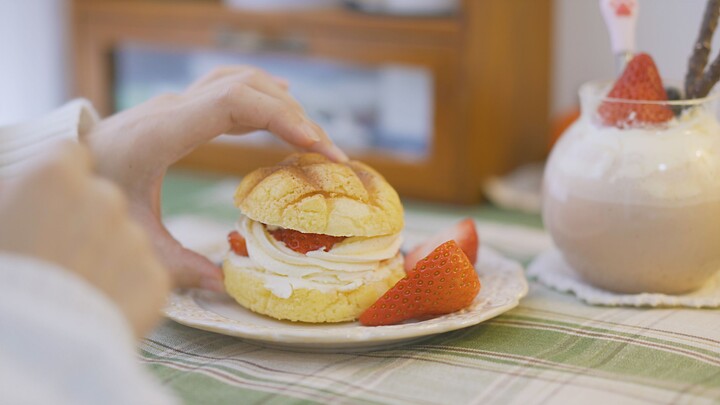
[360,240,481,326]
[269,228,346,254]
[597,53,674,128]
[228,231,248,256]
[404,218,479,272]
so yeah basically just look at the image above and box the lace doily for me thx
[528,249,720,308]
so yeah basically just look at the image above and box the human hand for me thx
[0,143,170,337]
[85,66,347,291]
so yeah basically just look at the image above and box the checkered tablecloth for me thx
[141,171,720,405]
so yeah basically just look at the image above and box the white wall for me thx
[0,0,68,125]
[552,0,717,116]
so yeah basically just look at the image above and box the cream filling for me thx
[228,216,403,298]
[227,253,403,298]
[547,108,720,205]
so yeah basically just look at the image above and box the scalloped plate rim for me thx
[164,246,528,349]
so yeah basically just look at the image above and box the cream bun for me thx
[223,153,405,323]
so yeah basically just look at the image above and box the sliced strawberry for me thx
[598,53,674,128]
[269,228,346,254]
[360,240,481,326]
[404,218,479,272]
[228,231,248,256]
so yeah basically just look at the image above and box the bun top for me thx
[234,153,403,237]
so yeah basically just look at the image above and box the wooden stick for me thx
[695,55,720,97]
[685,0,720,98]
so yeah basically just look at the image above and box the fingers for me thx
[88,189,170,338]
[236,69,299,107]
[223,73,349,162]
[29,141,93,184]
[273,76,290,89]
[222,84,348,162]
[139,82,320,167]
[74,143,93,170]
[200,68,295,106]
[221,84,322,147]
[186,66,253,90]
[116,221,171,337]
[111,65,348,170]
[169,248,225,292]
[246,80,300,111]
[186,66,348,162]
[188,65,288,92]
[134,206,224,291]
[300,120,349,163]
[90,176,129,218]
[0,139,170,338]
[7,141,95,209]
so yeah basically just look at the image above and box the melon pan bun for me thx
[234,153,404,237]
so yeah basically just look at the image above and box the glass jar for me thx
[543,81,720,294]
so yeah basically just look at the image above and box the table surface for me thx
[142,170,720,405]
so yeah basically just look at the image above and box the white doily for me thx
[527,249,720,308]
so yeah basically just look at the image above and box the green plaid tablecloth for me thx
[142,170,720,405]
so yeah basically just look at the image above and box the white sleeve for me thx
[0,99,99,179]
[0,253,177,405]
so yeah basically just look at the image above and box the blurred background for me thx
[0,0,713,204]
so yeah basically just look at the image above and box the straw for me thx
[685,0,720,98]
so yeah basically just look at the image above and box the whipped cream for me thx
[546,107,720,206]
[227,216,403,298]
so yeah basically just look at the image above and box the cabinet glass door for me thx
[115,44,434,159]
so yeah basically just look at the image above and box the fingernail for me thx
[200,277,225,292]
[328,144,349,162]
[273,76,290,88]
[301,123,322,143]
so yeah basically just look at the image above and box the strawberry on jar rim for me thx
[598,53,674,128]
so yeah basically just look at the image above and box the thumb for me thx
[131,204,225,291]
[165,244,225,292]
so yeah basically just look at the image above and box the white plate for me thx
[164,246,528,352]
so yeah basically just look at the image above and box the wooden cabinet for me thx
[72,0,551,203]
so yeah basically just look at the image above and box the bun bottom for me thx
[222,255,405,323]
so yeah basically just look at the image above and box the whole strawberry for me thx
[360,240,481,326]
[598,53,674,128]
[269,228,346,254]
